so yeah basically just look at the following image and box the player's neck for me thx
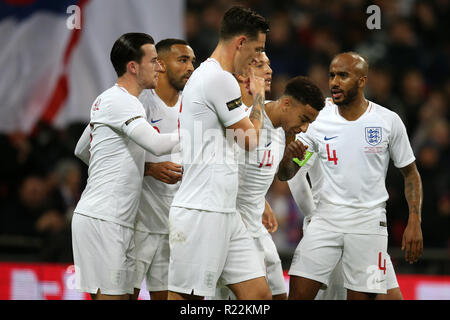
[155,77,179,107]
[116,76,142,98]
[210,42,236,73]
[337,95,369,121]
[239,82,253,107]
[265,100,280,128]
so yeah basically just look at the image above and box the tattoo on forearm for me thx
[249,93,265,124]
[404,172,423,217]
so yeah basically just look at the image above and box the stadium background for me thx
[0,0,448,299]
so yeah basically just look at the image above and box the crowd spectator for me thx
[0,122,86,262]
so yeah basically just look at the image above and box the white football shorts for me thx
[168,207,265,297]
[210,229,286,299]
[256,229,287,295]
[133,231,169,292]
[289,219,388,294]
[314,253,398,299]
[71,213,136,295]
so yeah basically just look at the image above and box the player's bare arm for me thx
[262,199,278,233]
[144,161,182,184]
[277,137,308,181]
[399,161,423,264]
[248,67,266,131]
[228,69,266,151]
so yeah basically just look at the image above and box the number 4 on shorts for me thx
[378,252,386,275]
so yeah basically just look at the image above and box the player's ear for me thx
[235,35,246,50]
[235,72,248,83]
[358,75,367,88]
[127,61,138,75]
[282,96,291,112]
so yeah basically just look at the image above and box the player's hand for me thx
[247,67,265,97]
[401,219,423,264]
[283,139,308,162]
[144,161,182,184]
[262,202,278,233]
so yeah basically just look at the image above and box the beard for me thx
[334,82,359,106]
[167,68,191,91]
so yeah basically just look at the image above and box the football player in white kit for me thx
[72,33,179,300]
[168,6,272,300]
[288,152,403,299]
[278,52,423,300]
[132,39,195,300]
[213,53,325,300]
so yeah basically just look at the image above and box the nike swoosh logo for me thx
[324,136,338,141]
[150,118,162,124]
[265,142,272,147]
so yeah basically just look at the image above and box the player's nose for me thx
[187,61,194,73]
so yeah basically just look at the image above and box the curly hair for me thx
[284,76,325,111]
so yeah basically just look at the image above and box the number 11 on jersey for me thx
[326,144,338,165]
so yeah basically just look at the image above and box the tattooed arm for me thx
[248,92,265,135]
[399,161,423,264]
[228,68,266,151]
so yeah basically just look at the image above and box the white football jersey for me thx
[237,104,285,237]
[171,58,247,213]
[74,84,147,228]
[296,98,415,235]
[135,89,181,234]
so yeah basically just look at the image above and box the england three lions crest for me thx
[365,127,382,146]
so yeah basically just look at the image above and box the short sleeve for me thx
[389,112,415,168]
[203,71,247,127]
[105,95,146,135]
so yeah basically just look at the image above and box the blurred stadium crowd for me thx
[0,0,448,275]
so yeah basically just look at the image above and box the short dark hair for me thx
[219,6,269,41]
[110,32,155,77]
[284,76,325,111]
[156,38,189,55]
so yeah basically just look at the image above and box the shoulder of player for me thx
[106,85,142,103]
[138,88,156,104]
[199,60,237,85]
[301,98,333,128]
[96,85,144,112]
[367,101,403,125]
[139,88,165,111]
[318,98,336,116]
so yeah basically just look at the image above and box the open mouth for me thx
[331,90,343,99]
